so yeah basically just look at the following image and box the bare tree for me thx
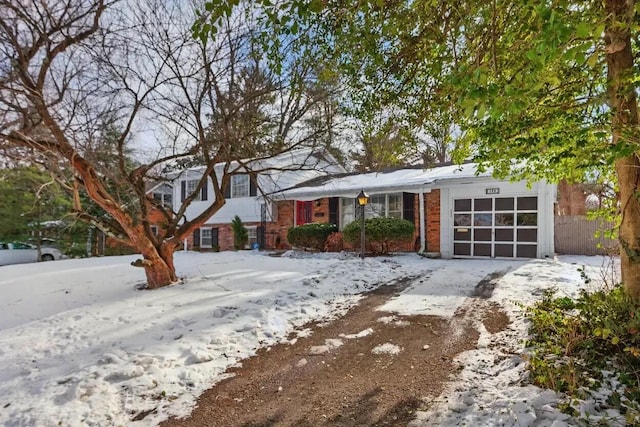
[0,0,337,288]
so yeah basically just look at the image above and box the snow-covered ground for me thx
[0,251,619,427]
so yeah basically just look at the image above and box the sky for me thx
[0,250,626,427]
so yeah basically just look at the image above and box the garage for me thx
[452,196,538,258]
[438,178,555,260]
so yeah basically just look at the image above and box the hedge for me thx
[342,217,414,255]
[287,223,338,251]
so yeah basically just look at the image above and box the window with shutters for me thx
[200,228,213,248]
[231,175,249,198]
[339,193,405,228]
[186,180,199,200]
[184,179,207,201]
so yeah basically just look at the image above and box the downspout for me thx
[419,188,426,254]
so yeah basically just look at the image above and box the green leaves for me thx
[287,223,338,251]
[308,0,324,14]
[342,217,414,255]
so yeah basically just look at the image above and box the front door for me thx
[296,201,313,225]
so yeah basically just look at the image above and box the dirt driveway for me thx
[160,272,510,427]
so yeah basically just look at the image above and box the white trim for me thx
[246,225,258,249]
[231,175,250,198]
[200,227,213,248]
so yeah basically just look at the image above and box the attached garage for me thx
[439,179,555,259]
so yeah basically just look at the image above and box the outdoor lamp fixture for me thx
[356,190,369,259]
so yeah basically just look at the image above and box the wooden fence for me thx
[554,215,618,256]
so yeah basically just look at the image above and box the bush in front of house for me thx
[523,280,640,423]
[287,223,338,251]
[232,215,248,249]
[342,217,414,255]
[324,232,344,252]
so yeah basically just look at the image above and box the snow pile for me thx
[0,251,434,426]
[404,256,622,427]
[0,250,623,427]
[371,343,402,355]
[310,338,344,355]
[340,328,374,339]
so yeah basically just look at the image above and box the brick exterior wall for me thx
[426,190,440,252]
[186,221,261,251]
[273,194,425,253]
[265,199,332,250]
[186,191,442,254]
[267,200,295,250]
[311,198,330,224]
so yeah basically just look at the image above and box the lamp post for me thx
[356,190,369,259]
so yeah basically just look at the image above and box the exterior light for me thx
[357,190,368,259]
[357,190,369,207]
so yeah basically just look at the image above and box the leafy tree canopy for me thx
[197,0,617,182]
[197,0,640,298]
[0,166,71,241]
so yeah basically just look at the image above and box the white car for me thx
[0,242,63,266]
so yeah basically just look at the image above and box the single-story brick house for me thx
[267,163,557,259]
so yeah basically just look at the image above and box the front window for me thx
[187,180,201,201]
[247,226,258,248]
[201,228,212,248]
[163,193,172,208]
[388,194,402,218]
[340,198,355,228]
[153,192,173,208]
[231,175,249,198]
[367,194,386,218]
[340,193,403,228]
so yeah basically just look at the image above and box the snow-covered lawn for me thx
[0,251,618,427]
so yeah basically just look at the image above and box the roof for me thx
[174,148,345,176]
[274,163,495,200]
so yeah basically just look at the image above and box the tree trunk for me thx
[141,243,178,289]
[616,156,640,299]
[606,0,640,299]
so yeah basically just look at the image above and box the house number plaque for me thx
[485,188,500,195]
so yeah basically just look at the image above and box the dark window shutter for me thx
[181,181,186,202]
[403,192,415,223]
[212,228,219,247]
[193,229,200,247]
[201,180,208,201]
[223,180,231,198]
[249,174,257,197]
[257,225,264,248]
[329,197,339,226]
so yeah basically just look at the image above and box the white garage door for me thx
[452,196,538,258]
